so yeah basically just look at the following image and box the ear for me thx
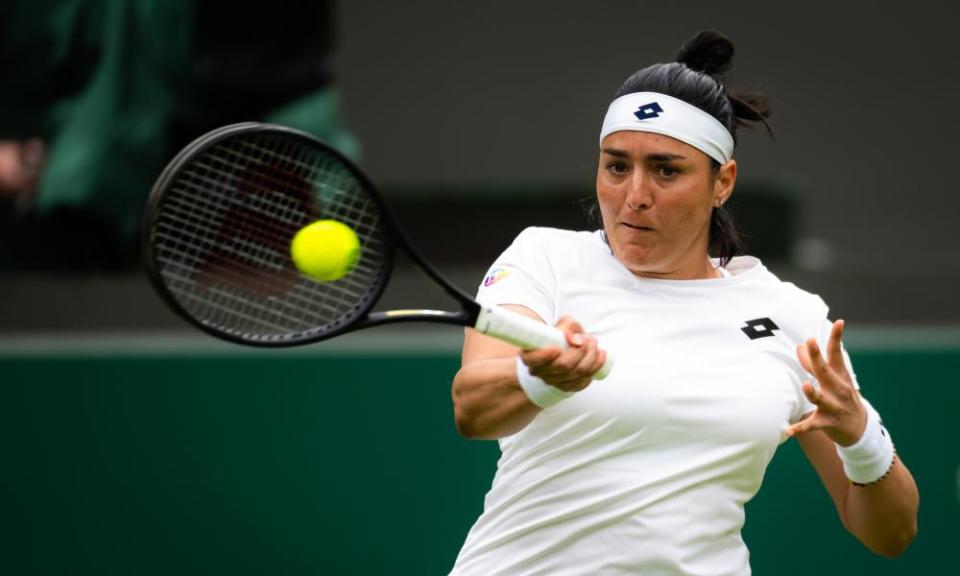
[713,160,737,207]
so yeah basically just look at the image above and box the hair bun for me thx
[676,30,734,76]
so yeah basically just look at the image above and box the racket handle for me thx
[474,304,614,380]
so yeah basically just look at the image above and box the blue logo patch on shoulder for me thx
[634,102,664,120]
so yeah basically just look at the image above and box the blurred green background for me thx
[1,336,957,574]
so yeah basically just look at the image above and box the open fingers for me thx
[825,319,852,378]
[825,320,843,366]
[785,382,837,437]
[790,323,866,445]
[801,380,841,413]
[802,338,843,391]
[797,339,828,381]
[796,341,813,374]
[785,412,826,437]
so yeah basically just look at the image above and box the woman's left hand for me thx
[785,320,867,446]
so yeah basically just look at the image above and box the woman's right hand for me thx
[520,316,607,393]
[454,308,604,439]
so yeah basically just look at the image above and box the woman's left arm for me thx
[786,320,919,558]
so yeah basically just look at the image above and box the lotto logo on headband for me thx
[600,92,734,163]
[483,268,510,287]
[634,102,664,121]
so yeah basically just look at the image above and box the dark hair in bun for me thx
[676,30,734,76]
[609,30,772,265]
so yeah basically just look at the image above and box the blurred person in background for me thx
[0,0,354,272]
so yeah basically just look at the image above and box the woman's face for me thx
[596,130,736,279]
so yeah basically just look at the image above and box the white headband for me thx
[599,92,734,164]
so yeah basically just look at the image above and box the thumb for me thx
[555,316,585,346]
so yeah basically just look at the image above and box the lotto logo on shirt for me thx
[483,268,510,287]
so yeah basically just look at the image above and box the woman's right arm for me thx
[451,304,605,439]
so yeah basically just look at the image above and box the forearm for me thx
[843,458,919,557]
[452,356,541,439]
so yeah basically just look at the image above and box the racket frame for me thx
[141,122,481,347]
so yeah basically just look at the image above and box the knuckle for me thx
[580,345,597,361]
[529,367,549,379]
[571,356,595,376]
[570,346,590,360]
[545,377,568,389]
[554,357,577,373]
[570,377,592,392]
[522,354,546,369]
[556,315,584,333]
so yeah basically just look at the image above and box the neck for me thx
[631,257,720,280]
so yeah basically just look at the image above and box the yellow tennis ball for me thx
[290,220,361,281]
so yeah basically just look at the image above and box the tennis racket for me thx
[141,123,612,378]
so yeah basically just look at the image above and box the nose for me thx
[624,170,653,211]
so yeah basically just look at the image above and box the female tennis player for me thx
[448,31,918,575]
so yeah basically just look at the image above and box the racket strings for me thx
[169,144,382,332]
[152,132,391,341]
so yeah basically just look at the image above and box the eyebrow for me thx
[601,148,687,161]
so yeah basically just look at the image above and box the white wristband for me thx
[515,356,573,408]
[836,398,896,485]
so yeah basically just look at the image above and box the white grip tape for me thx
[475,304,613,379]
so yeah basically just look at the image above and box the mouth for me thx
[620,222,654,232]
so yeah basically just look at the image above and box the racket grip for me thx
[474,304,614,380]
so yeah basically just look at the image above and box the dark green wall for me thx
[1,347,954,574]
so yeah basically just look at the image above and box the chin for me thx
[613,244,658,271]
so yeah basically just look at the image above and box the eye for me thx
[657,165,680,178]
[606,162,628,175]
